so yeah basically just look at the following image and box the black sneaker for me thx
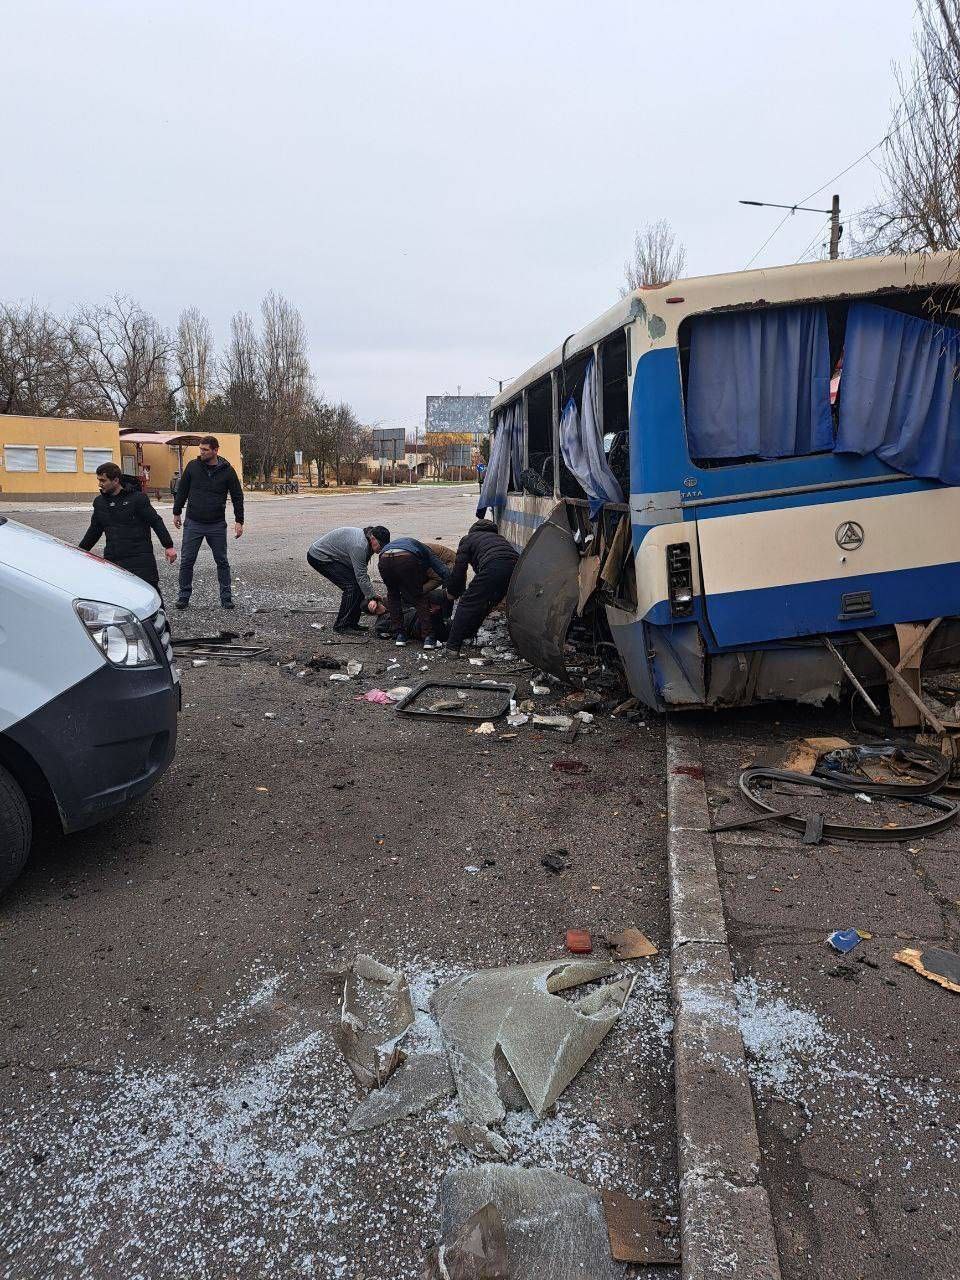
[175,600,189,610]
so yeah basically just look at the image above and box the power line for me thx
[794,216,833,264]
[743,68,929,270]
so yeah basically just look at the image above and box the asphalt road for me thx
[0,489,675,1280]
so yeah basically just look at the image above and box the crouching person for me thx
[306,525,390,632]
[445,519,519,655]
[377,537,451,649]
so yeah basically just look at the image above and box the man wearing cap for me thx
[306,524,390,633]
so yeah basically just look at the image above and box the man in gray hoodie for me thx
[307,524,390,632]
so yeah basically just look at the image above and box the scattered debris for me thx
[346,1052,454,1132]
[709,809,799,833]
[346,660,363,678]
[475,722,496,736]
[894,945,960,994]
[601,1189,679,1266]
[191,659,208,667]
[424,1200,509,1280]
[575,711,594,724]
[386,686,412,700]
[263,712,276,719]
[781,736,852,775]
[532,714,574,731]
[540,851,568,875]
[611,697,639,717]
[359,688,393,705]
[530,684,551,695]
[802,813,825,845]
[331,955,414,1092]
[506,713,529,727]
[449,1122,512,1162]
[565,929,593,954]
[329,673,352,682]
[431,959,630,1124]
[828,929,864,954]
[429,699,462,712]
[468,657,485,667]
[607,928,658,960]
[438,1165,622,1280]
[306,655,341,670]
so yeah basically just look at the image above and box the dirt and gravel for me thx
[0,489,674,1279]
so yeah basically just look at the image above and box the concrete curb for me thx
[666,716,782,1280]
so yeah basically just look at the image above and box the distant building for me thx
[425,395,492,445]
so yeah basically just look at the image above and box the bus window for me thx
[523,376,553,493]
[600,330,630,495]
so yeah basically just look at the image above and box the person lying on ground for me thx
[366,585,453,643]
[79,462,177,590]
[306,524,390,632]
[376,537,451,649]
[445,519,519,655]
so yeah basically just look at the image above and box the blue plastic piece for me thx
[828,928,862,954]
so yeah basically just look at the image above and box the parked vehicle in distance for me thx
[0,518,179,892]
[492,251,960,714]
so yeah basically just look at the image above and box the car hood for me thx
[0,517,161,620]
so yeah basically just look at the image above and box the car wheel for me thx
[0,762,31,894]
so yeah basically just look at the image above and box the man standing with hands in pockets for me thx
[172,435,245,610]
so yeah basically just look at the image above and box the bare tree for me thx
[259,291,310,480]
[176,307,212,423]
[858,0,960,253]
[294,393,338,486]
[219,310,265,480]
[621,220,687,294]
[70,295,173,423]
[0,303,109,418]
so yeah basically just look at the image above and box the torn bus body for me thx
[494,252,960,714]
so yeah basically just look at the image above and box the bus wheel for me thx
[0,763,31,894]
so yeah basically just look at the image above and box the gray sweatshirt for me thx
[309,526,375,599]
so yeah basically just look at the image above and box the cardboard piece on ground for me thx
[781,736,851,775]
[608,927,658,960]
[894,945,960,994]
[602,1189,680,1265]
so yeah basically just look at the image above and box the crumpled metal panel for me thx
[506,503,581,684]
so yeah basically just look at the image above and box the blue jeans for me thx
[178,518,232,604]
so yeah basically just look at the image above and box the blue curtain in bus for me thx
[559,357,624,517]
[836,303,960,484]
[476,406,514,517]
[510,402,524,486]
[686,304,834,460]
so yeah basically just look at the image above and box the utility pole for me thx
[829,193,842,260]
[740,194,842,260]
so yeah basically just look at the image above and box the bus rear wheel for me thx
[0,763,31,894]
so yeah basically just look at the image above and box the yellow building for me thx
[0,415,244,501]
[119,431,244,497]
[0,415,119,500]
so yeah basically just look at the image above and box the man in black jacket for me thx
[445,518,519,654]
[79,463,177,588]
[172,435,245,610]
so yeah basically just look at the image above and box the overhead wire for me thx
[743,67,930,270]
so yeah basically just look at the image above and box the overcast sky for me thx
[2,0,915,427]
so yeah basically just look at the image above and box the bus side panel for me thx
[499,495,556,551]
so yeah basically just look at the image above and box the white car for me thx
[0,518,179,892]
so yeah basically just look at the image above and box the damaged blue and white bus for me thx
[484,252,960,717]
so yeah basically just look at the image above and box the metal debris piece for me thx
[608,928,658,960]
[346,660,363,677]
[894,945,960,993]
[802,813,825,845]
[332,955,415,1092]
[440,1165,620,1280]
[708,808,799,833]
[431,959,629,1124]
[601,1189,679,1266]
[449,1121,512,1162]
[565,929,593,954]
[540,851,568,874]
[347,1052,454,1131]
[424,1200,509,1280]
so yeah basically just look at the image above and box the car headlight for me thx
[74,599,157,668]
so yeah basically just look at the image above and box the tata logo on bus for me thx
[835,521,865,551]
